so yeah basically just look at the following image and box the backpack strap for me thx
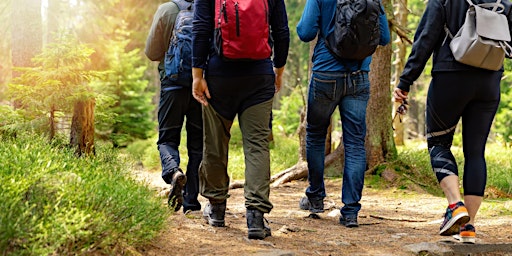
[443,0,505,44]
[172,0,193,11]
[467,0,505,12]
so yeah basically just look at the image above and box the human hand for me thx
[392,87,408,104]
[274,66,285,93]
[192,77,210,106]
[192,68,210,106]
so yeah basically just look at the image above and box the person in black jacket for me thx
[393,0,512,244]
[192,0,289,240]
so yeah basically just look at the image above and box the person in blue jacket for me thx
[296,0,390,227]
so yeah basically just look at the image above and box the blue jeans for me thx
[158,78,203,210]
[305,71,369,217]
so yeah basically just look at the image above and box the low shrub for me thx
[0,133,168,255]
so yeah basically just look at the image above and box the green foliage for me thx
[474,144,512,195]
[494,59,512,146]
[273,86,306,136]
[6,33,100,135]
[0,105,23,136]
[278,0,310,103]
[92,31,156,147]
[376,141,512,197]
[0,133,167,255]
[125,135,161,171]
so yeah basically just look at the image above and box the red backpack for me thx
[214,0,272,60]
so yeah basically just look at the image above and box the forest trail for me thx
[133,169,512,256]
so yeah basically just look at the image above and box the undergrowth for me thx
[368,140,512,199]
[0,133,168,255]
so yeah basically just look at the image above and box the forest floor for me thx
[133,169,512,256]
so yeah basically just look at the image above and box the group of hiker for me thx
[145,0,512,243]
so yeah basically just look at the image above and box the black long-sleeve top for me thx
[192,0,290,76]
[398,0,512,92]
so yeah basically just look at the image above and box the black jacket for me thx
[398,0,512,92]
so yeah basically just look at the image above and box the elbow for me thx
[296,27,314,42]
[297,32,313,43]
[380,31,391,46]
[145,47,162,61]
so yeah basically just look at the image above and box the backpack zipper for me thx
[235,2,240,36]
[222,0,228,22]
[263,0,268,24]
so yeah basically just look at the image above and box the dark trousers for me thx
[199,75,275,213]
[158,78,203,210]
[426,70,501,196]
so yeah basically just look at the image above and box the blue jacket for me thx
[296,0,390,72]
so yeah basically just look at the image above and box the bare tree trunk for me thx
[366,38,396,171]
[391,0,409,146]
[70,99,96,156]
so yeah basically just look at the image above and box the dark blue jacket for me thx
[398,0,512,92]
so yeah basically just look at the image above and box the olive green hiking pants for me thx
[199,99,273,213]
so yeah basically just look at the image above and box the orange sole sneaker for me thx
[459,224,476,244]
[439,203,470,236]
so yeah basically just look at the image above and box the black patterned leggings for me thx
[426,70,501,197]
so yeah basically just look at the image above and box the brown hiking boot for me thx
[168,169,186,212]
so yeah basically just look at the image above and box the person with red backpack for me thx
[191,0,290,240]
[145,0,202,214]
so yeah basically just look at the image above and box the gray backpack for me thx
[445,0,512,70]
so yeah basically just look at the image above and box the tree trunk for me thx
[366,42,396,171]
[391,0,409,146]
[70,99,96,156]
[11,0,42,78]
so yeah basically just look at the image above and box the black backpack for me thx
[164,0,193,86]
[325,0,381,61]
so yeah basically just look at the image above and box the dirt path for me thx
[134,170,512,256]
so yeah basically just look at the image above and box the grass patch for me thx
[0,133,168,255]
[367,140,512,198]
[483,145,512,195]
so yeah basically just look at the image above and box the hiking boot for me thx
[459,223,476,244]
[203,201,226,227]
[183,198,202,213]
[246,209,271,240]
[168,169,187,212]
[299,196,324,213]
[339,215,359,228]
[439,201,470,236]
[183,204,202,214]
